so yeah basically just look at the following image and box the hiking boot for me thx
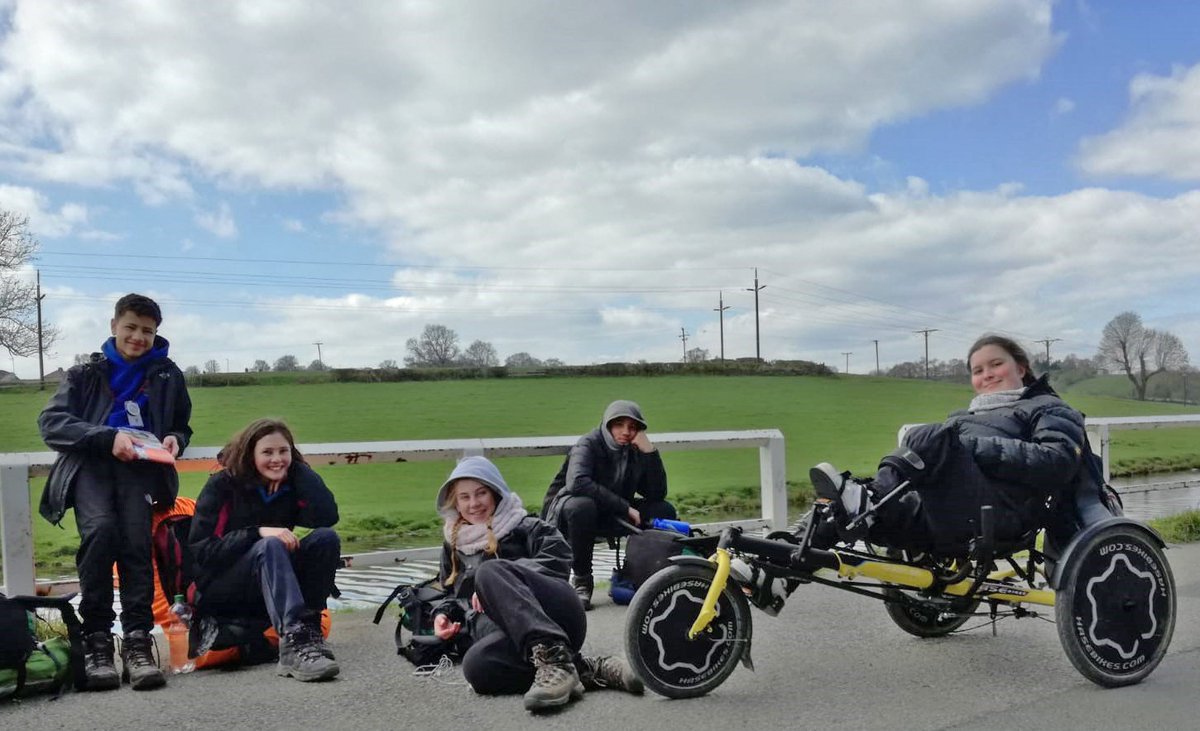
[570,574,594,611]
[809,462,874,541]
[82,631,120,691]
[524,642,584,712]
[579,654,644,695]
[278,629,339,682]
[120,630,166,690]
[301,614,334,660]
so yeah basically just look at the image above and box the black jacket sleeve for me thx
[563,440,629,516]
[292,465,339,528]
[958,403,1085,486]
[189,474,260,575]
[636,450,668,502]
[38,368,117,458]
[513,518,572,581]
[166,368,193,455]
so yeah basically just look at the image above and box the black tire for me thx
[1055,524,1175,687]
[883,589,979,637]
[624,563,753,699]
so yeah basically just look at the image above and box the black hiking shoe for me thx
[120,630,166,690]
[82,631,120,691]
[579,654,644,695]
[278,630,339,682]
[570,574,594,611]
[524,642,584,712]
[809,462,874,542]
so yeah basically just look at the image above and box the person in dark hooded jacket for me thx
[189,418,341,682]
[540,400,676,609]
[432,456,642,712]
[811,335,1088,554]
[38,293,191,692]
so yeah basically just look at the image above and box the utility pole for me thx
[842,352,852,375]
[1035,337,1061,374]
[679,327,689,362]
[913,329,938,379]
[745,268,766,363]
[713,291,731,363]
[36,269,45,390]
[313,341,324,366]
[872,339,880,375]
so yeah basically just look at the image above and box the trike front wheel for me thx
[624,563,753,698]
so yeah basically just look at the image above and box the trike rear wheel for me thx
[884,589,979,637]
[1055,524,1175,687]
[624,563,753,698]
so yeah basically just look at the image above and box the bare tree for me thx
[1,210,58,357]
[184,365,200,376]
[543,358,565,367]
[405,324,460,367]
[1098,311,1190,400]
[203,359,221,374]
[251,359,271,372]
[274,354,300,372]
[505,352,543,369]
[308,359,329,371]
[460,339,499,367]
[73,353,90,365]
[378,359,399,370]
[685,347,709,363]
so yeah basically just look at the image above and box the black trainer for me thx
[809,462,873,541]
[120,630,166,690]
[570,574,594,611]
[82,631,120,691]
[524,642,584,712]
[579,654,644,695]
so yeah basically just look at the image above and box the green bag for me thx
[0,636,72,700]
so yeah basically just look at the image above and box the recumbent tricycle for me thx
[622,462,1176,697]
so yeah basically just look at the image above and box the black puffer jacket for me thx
[38,346,192,525]
[897,375,1086,536]
[541,401,668,523]
[189,462,339,596]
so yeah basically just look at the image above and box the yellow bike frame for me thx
[688,546,1054,638]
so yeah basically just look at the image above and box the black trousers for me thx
[73,459,163,635]
[556,495,677,577]
[461,560,586,695]
[198,528,340,634]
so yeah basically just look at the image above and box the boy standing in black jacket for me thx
[38,293,192,691]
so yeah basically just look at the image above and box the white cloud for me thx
[1052,97,1075,116]
[1078,63,1200,180]
[0,183,100,237]
[193,201,238,239]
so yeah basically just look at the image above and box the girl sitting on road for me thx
[431,456,643,712]
[189,418,341,682]
[811,334,1091,554]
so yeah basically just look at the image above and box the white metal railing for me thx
[0,429,787,596]
[900,414,1200,484]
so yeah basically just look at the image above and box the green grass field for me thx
[3,375,1199,575]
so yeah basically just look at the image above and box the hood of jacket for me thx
[436,455,517,521]
[599,399,648,450]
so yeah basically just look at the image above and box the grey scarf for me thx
[968,387,1026,413]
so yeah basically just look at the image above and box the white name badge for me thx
[125,400,144,428]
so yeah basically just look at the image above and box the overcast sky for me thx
[2,0,1199,375]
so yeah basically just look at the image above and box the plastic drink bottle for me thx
[650,517,691,535]
[166,594,195,674]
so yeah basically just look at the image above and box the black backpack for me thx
[372,578,468,667]
[153,514,196,602]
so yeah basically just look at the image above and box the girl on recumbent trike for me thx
[623,335,1175,697]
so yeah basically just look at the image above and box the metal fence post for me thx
[759,435,787,530]
[1,462,36,596]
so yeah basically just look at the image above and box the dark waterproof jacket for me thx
[188,462,339,597]
[434,515,571,640]
[541,432,668,524]
[38,346,192,525]
[898,375,1086,537]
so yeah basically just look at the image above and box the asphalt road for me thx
[5,541,1199,731]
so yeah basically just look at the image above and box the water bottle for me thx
[650,517,691,535]
[166,594,195,674]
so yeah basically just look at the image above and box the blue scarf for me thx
[102,336,170,428]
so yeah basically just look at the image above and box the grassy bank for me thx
[4,374,1199,575]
